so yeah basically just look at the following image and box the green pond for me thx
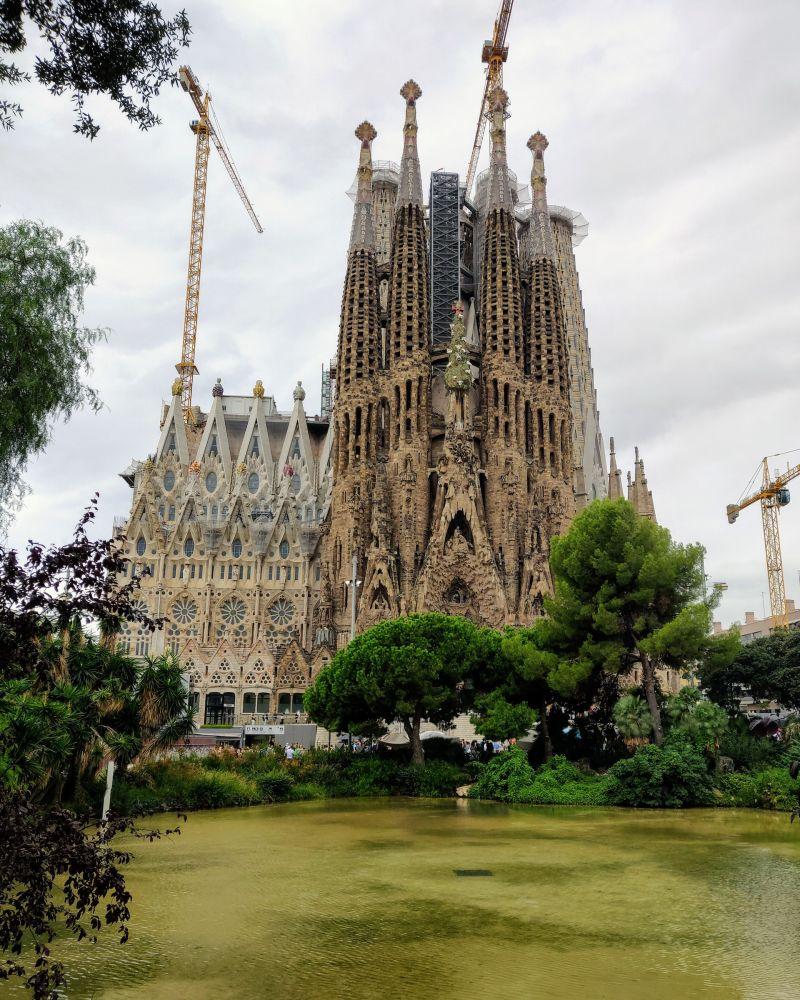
[32,800,800,999]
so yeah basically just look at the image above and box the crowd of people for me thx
[460,737,517,761]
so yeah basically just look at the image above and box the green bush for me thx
[289,781,327,801]
[715,768,800,811]
[717,718,781,772]
[516,755,608,806]
[253,769,294,803]
[183,770,260,809]
[470,746,536,801]
[605,740,714,808]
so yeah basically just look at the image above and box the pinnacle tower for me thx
[479,87,526,611]
[369,81,433,615]
[330,122,381,622]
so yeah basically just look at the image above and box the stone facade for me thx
[117,381,335,724]
[118,79,615,724]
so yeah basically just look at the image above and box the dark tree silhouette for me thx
[1,0,190,136]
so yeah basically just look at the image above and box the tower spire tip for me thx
[355,121,377,144]
[527,131,549,154]
[400,79,421,104]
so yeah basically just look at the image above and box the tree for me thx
[700,629,800,714]
[542,499,738,745]
[613,693,653,743]
[0,221,108,531]
[0,789,182,999]
[664,687,728,755]
[304,613,486,765]
[1,1,190,137]
[0,501,188,995]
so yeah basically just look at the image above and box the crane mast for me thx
[176,66,263,422]
[726,454,800,629]
[464,0,514,195]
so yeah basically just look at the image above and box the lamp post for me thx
[343,552,362,750]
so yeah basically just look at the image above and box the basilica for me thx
[117,80,657,727]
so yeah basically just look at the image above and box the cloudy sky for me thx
[2,0,799,627]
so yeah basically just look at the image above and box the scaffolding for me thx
[429,171,461,346]
[320,363,332,420]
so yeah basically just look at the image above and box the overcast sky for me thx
[2,0,799,627]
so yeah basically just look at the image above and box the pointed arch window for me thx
[205,472,218,493]
[279,540,289,558]
[163,470,175,492]
[208,434,218,457]
[136,537,146,556]
[290,436,301,459]
[232,539,243,558]
[184,537,195,557]
[167,432,176,453]
[248,472,259,494]
[290,473,301,493]
[249,436,260,457]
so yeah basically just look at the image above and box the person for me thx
[284,743,294,761]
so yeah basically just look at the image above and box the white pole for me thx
[350,551,358,642]
[102,760,116,821]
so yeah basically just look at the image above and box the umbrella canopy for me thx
[379,731,409,746]
[421,729,456,741]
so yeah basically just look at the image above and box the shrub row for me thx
[104,748,468,815]
[104,742,800,816]
[470,744,800,810]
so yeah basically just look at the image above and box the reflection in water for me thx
[44,800,800,1000]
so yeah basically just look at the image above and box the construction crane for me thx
[727,452,800,629]
[175,66,263,421]
[464,0,515,195]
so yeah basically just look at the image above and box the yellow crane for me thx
[464,0,515,195]
[175,66,263,421]
[727,452,800,629]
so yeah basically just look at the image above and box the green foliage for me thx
[516,756,608,806]
[470,691,536,742]
[701,629,800,714]
[715,768,800,811]
[604,739,714,808]
[289,782,327,802]
[470,746,536,802]
[109,760,258,813]
[613,694,653,741]
[717,717,781,771]
[0,221,106,529]
[664,687,728,752]
[305,613,486,763]
[0,633,193,803]
[1,1,190,136]
[470,748,606,805]
[252,770,293,803]
[540,499,738,743]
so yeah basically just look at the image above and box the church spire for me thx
[608,436,623,499]
[527,131,557,261]
[349,121,377,252]
[397,80,423,207]
[485,87,513,210]
[480,86,523,366]
[388,82,430,362]
[525,130,569,403]
[337,121,380,390]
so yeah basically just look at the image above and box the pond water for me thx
[36,800,800,999]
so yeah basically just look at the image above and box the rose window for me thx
[269,598,295,626]
[220,598,246,625]
[172,597,198,625]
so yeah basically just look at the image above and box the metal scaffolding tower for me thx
[429,171,461,345]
